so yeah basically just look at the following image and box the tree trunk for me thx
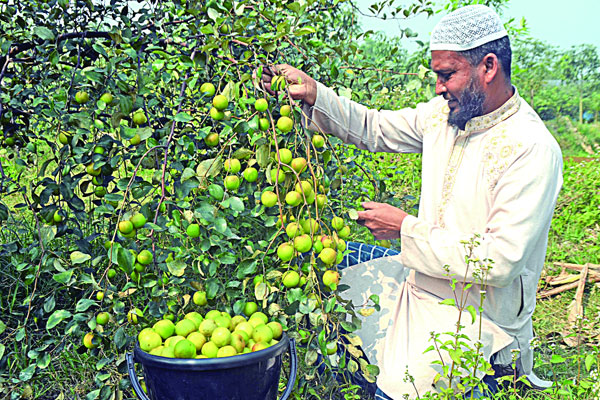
[579,95,583,124]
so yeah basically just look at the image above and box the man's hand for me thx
[256,64,317,106]
[357,202,408,240]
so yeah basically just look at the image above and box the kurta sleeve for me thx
[302,82,428,153]
[395,142,563,288]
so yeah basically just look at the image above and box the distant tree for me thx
[556,44,600,124]
[511,38,558,109]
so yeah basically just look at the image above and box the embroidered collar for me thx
[463,86,521,133]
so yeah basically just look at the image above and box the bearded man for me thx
[261,5,563,399]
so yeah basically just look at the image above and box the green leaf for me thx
[236,260,257,279]
[167,260,187,277]
[286,288,303,304]
[585,354,595,371]
[174,112,193,122]
[551,354,566,364]
[75,299,97,312]
[44,296,55,313]
[232,148,254,160]
[117,247,134,274]
[348,358,359,374]
[466,305,477,324]
[317,329,326,349]
[46,309,72,330]
[439,298,455,306]
[256,144,270,168]
[19,364,36,382]
[325,297,336,313]
[0,320,6,335]
[233,2,245,15]
[33,26,55,41]
[86,389,100,400]
[0,203,7,221]
[229,197,245,212]
[448,348,463,364]
[83,68,103,83]
[40,225,57,246]
[255,282,268,301]
[219,253,236,265]
[418,64,429,80]
[124,48,137,60]
[197,158,222,179]
[361,364,380,383]
[286,2,301,13]
[106,242,122,264]
[340,320,357,332]
[214,218,227,233]
[348,209,359,220]
[198,202,217,222]
[0,344,4,361]
[70,251,91,264]
[368,294,380,305]
[136,127,153,140]
[92,43,108,58]
[37,353,51,369]
[96,358,111,370]
[305,349,318,365]
[114,327,129,350]
[221,81,236,101]
[294,26,316,36]
[206,278,220,299]
[104,193,123,202]
[181,167,196,182]
[207,7,220,21]
[52,270,73,284]
[200,25,215,35]
[111,111,127,129]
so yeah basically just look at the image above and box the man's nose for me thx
[435,78,446,96]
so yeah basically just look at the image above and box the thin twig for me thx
[339,65,419,76]
[538,274,600,298]
[149,48,199,237]
[21,191,46,327]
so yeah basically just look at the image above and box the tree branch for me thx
[8,31,114,58]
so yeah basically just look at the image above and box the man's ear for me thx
[481,53,499,84]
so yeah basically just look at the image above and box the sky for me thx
[354,0,600,52]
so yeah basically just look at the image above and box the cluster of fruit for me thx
[184,81,352,295]
[275,214,349,266]
[116,212,148,239]
[137,307,283,359]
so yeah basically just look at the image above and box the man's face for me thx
[431,50,487,130]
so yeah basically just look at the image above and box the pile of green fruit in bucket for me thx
[137,304,284,359]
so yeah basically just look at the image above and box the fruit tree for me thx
[0,0,436,398]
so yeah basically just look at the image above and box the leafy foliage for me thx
[0,0,435,398]
[1,1,599,399]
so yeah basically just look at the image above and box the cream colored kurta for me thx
[303,83,563,399]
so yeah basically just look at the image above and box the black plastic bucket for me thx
[127,334,297,400]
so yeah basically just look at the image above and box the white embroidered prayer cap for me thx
[430,4,508,51]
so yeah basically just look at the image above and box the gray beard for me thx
[447,79,486,130]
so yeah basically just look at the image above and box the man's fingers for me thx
[287,84,306,100]
[361,201,379,210]
[356,210,369,221]
[262,66,274,76]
